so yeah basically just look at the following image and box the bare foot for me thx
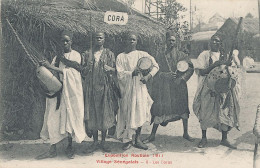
[35,145,57,160]
[35,150,57,160]
[134,138,148,150]
[65,146,75,159]
[183,134,195,142]
[122,142,132,150]
[220,140,237,149]
[198,138,207,148]
[142,135,155,144]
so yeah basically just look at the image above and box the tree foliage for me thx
[158,0,191,42]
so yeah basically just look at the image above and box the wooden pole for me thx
[258,0,260,34]
[6,19,38,66]
[190,0,192,31]
[254,105,260,168]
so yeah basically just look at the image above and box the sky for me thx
[132,0,259,24]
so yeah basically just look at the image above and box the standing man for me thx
[116,31,159,150]
[143,31,194,144]
[193,35,240,149]
[36,30,86,159]
[81,32,119,153]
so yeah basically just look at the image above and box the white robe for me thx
[116,50,159,143]
[40,50,86,144]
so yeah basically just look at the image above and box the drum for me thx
[137,57,153,76]
[177,60,189,72]
[36,66,62,96]
[206,65,239,93]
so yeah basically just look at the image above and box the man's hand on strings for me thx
[213,60,222,67]
[223,60,232,66]
[213,60,232,67]
[39,60,63,74]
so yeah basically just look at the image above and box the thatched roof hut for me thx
[192,31,217,42]
[214,17,260,61]
[0,0,166,140]
[190,17,260,60]
[189,31,216,58]
[2,0,165,54]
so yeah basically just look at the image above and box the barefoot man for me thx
[143,31,194,144]
[36,30,86,159]
[82,32,119,153]
[116,31,159,150]
[193,35,240,149]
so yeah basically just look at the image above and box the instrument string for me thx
[6,18,39,66]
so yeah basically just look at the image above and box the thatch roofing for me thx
[0,0,166,140]
[2,1,165,38]
[217,17,259,35]
[208,13,225,23]
[213,17,260,61]
[190,17,260,59]
[191,31,216,41]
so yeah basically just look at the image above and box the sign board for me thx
[104,11,128,25]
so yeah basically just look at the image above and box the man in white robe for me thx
[36,31,86,159]
[116,32,159,150]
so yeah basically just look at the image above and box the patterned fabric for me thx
[151,49,194,122]
[193,50,240,131]
[82,48,118,131]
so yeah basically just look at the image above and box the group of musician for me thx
[36,30,241,160]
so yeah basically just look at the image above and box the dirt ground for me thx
[0,72,260,168]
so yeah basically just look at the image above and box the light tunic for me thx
[116,50,159,142]
[40,50,86,144]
